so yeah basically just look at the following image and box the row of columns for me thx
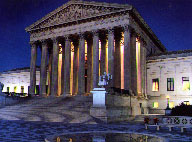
[29,25,147,97]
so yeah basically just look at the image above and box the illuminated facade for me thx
[147,50,192,114]
[25,0,168,117]
[0,67,42,94]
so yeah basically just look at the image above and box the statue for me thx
[98,72,112,88]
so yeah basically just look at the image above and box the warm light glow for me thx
[99,40,101,77]
[166,95,170,99]
[14,86,17,93]
[59,43,62,47]
[106,41,108,74]
[70,42,74,95]
[152,78,159,91]
[182,77,190,91]
[169,102,174,108]
[85,41,88,61]
[58,53,62,96]
[136,38,141,94]
[120,32,124,89]
[153,102,159,108]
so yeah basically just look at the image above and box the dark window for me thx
[167,78,174,91]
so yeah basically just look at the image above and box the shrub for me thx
[171,102,192,117]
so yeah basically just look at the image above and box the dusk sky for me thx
[0,0,191,72]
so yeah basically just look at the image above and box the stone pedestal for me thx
[90,88,107,122]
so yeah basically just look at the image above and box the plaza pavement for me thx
[0,96,191,141]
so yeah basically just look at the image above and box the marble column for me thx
[29,42,37,96]
[78,34,85,94]
[100,38,107,76]
[40,40,48,97]
[51,38,59,96]
[123,25,132,91]
[47,47,53,96]
[131,32,137,96]
[141,41,146,96]
[61,42,65,95]
[108,28,114,87]
[73,41,79,95]
[64,36,71,96]
[92,30,99,88]
[114,32,121,89]
[87,38,93,93]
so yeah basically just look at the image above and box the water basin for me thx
[45,132,166,142]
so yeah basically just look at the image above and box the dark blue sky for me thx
[0,0,191,72]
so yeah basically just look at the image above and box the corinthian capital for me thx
[108,28,114,35]
[92,30,99,37]
[29,41,36,48]
[123,24,130,32]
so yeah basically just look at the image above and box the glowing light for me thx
[182,77,190,91]
[99,40,101,77]
[85,41,88,61]
[169,102,174,108]
[59,43,62,47]
[58,53,62,96]
[120,32,124,89]
[153,102,159,108]
[152,78,159,91]
[136,38,141,94]
[70,42,74,95]
[14,86,17,93]
[106,41,108,74]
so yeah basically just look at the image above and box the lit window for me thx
[153,102,159,108]
[152,78,159,91]
[182,77,190,91]
[184,101,190,105]
[167,78,174,91]
[14,86,17,93]
[169,102,174,108]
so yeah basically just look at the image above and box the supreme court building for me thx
[26,0,166,98]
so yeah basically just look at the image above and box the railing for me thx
[162,116,192,125]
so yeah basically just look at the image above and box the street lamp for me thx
[165,95,171,115]
[166,95,170,109]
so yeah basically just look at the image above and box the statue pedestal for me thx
[90,88,107,122]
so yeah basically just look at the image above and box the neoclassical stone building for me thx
[26,0,166,99]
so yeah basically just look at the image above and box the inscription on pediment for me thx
[33,4,122,30]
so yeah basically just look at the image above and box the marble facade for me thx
[26,0,166,98]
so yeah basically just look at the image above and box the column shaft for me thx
[29,42,37,96]
[61,44,65,95]
[141,43,146,96]
[78,35,85,94]
[124,26,132,91]
[100,39,106,75]
[51,38,59,96]
[40,41,48,97]
[114,34,121,89]
[64,37,71,95]
[73,42,79,95]
[47,48,52,96]
[131,33,137,95]
[108,29,115,87]
[87,39,93,92]
[92,31,99,88]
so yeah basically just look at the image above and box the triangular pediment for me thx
[26,0,132,32]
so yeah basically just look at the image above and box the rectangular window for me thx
[167,78,174,91]
[184,101,190,105]
[152,78,159,91]
[153,102,159,108]
[14,86,17,93]
[182,77,190,91]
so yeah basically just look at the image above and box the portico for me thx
[26,0,165,98]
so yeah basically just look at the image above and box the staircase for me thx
[0,95,95,123]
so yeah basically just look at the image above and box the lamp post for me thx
[166,95,170,109]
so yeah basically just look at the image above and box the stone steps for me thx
[0,95,95,123]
